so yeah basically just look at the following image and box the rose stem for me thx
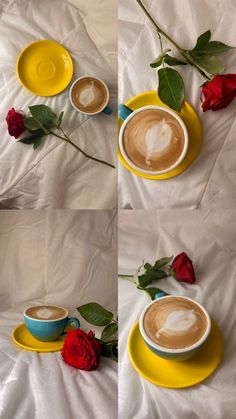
[47,129,115,169]
[136,0,211,80]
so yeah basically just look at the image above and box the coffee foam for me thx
[26,306,66,320]
[143,297,208,349]
[123,109,185,171]
[71,77,107,113]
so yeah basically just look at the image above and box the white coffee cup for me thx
[118,105,189,175]
[69,76,111,116]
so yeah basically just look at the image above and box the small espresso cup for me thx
[139,292,211,361]
[118,104,189,175]
[24,305,80,342]
[69,76,112,115]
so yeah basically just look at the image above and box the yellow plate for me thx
[16,40,73,96]
[118,91,202,180]
[128,320,223,388]
[12,323,64,352]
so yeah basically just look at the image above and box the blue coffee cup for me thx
[24,306,80,342]
[139,292,211,361]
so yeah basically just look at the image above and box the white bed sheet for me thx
[118,210,236,419]
[119,0,236,209]
[0,0,117,209]
[0,210,117,419]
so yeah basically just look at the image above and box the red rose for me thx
[62,329,101,371]
[172,252,196,284]
[201,74,236,112]
[6,108,25,139]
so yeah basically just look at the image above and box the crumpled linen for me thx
[118,210,236,419]
[0,0,117,209]
[0,210,117,419]
[119,0,236,209]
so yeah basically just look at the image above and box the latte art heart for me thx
[143,297,208,349]
[155,309,196,338]
[123,109,185,172]
[145,119,173,165]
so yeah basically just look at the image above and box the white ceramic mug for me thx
[69,76,111,115]
[118,104,189,175]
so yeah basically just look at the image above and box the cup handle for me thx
[118,104,133,121]
[155,291,170,300]
[61,317,80,337]
[66,317,80,329]
[102,105,112,115]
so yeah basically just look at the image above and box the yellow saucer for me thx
[118,91,202,180]
[12,323,64,352]
[16,40,73,96]
[128,320,223,388]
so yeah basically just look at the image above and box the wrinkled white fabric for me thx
[0,0,117,209]
[118,210,236,419]
[119,0,236,209]
[0,210,117,419]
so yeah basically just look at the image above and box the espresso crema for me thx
[123,109,185,171]
[71,77,108,113]
[25,305,67,320]
[143,297,208,349]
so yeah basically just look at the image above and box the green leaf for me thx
[158,68,185,112]
[101,322,118,341]
[101,340,118,361]
[138,270,167,287]
[193,55,224,74]
[193,41,234,55]
[19,129,44,144]
[112,344,118,360]
[77,303,113,326]
[192,30,211,51]
[33,138,42,150]
[138,287,163,301]
[154,256,174,269]
[101,342,113,357]
[164,55,187,66]
[57,111,64,128]
[29,105,57,129]
[150,49,171,68]
[144,263,152,270]
[24,117,44,131]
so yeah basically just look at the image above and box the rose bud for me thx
[172,252,196,284]
[201,74,236,112]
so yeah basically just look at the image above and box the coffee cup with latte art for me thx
[118,105,189,175]
[69,76,112,115]
[139,294,211,361]
[24,305,80,342]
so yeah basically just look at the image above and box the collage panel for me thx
[0,210,117,419]
[118,0,236,209]
[0,0,117,210]
[119,210,236,418]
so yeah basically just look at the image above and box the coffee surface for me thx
[71,77,107,113]
[123,109,185,171]
[26,305,66,320]
[143,297,208,349]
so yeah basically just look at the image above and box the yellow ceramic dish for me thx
[128,320,223,388]
[16,40,73,96]
[12,323,64,352]
[118,91,202,180]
